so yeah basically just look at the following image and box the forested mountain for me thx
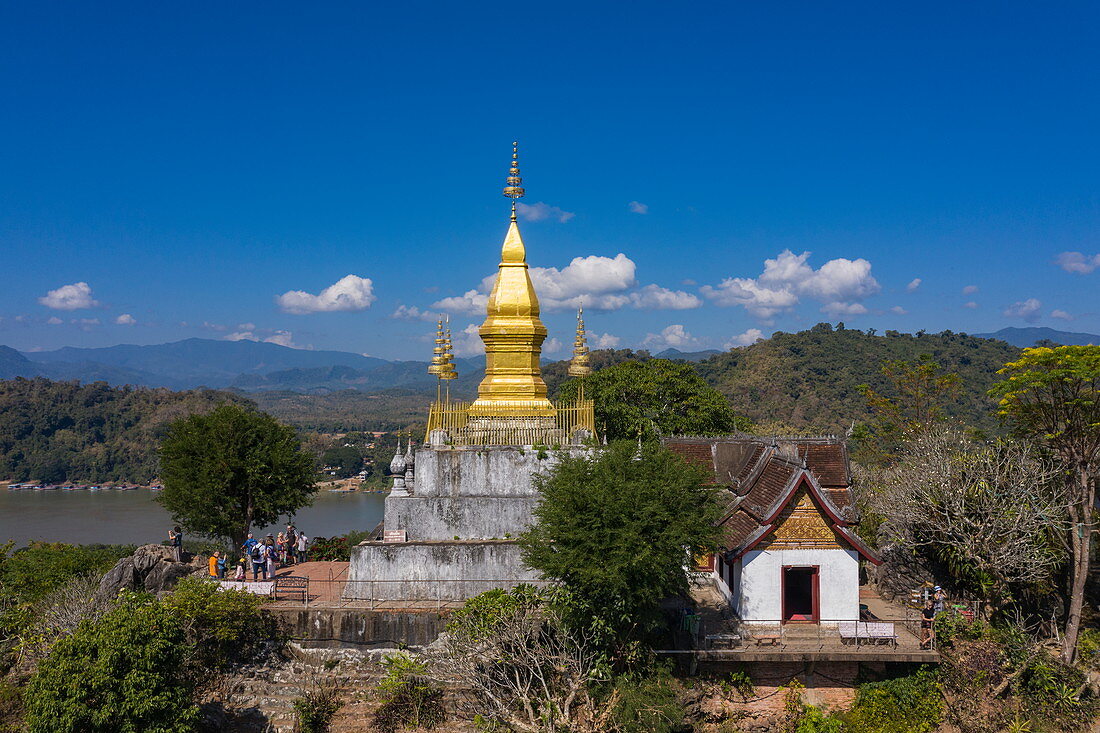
[694,324,1020,434]
[973,326,1100,347]
[0,378,250,483]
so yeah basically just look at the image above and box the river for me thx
[0,488,386,547]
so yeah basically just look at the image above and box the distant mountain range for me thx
[972,327,1100,348]
[1,327,1096,395]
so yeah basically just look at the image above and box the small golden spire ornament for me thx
[568,307,591,377]
[502,141,525,222]
[427,317,447,376]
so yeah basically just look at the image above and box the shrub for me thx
[605,671,686,733]
[292,681,342,733]
[310,536,350,561]
[839,667,942,733]
[160,576,279,670]
[371,653,445,733]
[24,592,200,733]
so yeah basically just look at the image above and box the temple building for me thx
[344,144,595,603]
[665,436,881,624]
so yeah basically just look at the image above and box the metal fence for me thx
[423,398,595,446]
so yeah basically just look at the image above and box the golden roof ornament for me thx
[439,318,457,381]
[568,306,591,377]
[502,141,525,222]
[427,317,447,376]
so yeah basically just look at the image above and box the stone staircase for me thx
[206,645,384,732]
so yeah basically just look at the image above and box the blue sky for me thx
[1,2,1098,359]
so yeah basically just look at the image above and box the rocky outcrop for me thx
[98,543,207,598]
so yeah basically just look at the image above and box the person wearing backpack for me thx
[250,540,266,580]
[285,525,298,565]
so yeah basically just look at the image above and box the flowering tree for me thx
[990,345,1100,663]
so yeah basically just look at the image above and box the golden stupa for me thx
[469,142,554,417]
[424,142,594,446]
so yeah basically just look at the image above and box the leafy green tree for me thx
[990,345,1100,664]
[321,445,363,478]
[556,359,748,441]
[158,403,317,548]
[25,594,200,733]
[160,576,278,670]
[856,355,961,462]
[519,441,721,661]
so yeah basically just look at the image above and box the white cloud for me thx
[890,306,908,315]
[115,313,136,325]
[725,328,765,348]
[626,284,702,310]
[906,278,922,292]
[543,337,564,354]
[224,329,300,348]
[516,201,575,223]
[237,322,256,331]
[964,301,979,309]
[434,252,699,315]
[38,282,99,310]
[46,316,63,325]
[628,201,649,214]
[822,302,869,316]
[432,289,488,315]
[73,318,100,331]
[263,330,296,347]
[200,321,228,332]
[643,324,704,350]
[392,305,438,321]
[702,250,880,321]
[1055,251,1100,274]
[590,332,620,349]
[1003,298,1042,323]
[962,285,979,295]
[452,324,484,357]
[276,275,376,314]
[1051,309,1073,321]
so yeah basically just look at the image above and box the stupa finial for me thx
[568,306,591,377]
[502,140,525,222]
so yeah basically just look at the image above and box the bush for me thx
[310,536,350,561]
[605,671,687,733]
[25,592,200,733]
[371,653,445,733]
[839,667,942,733]
[292,681,342,733]
[160,576,278,670]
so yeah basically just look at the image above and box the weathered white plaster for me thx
[735,548,859,623]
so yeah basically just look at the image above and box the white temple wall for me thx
[736,548,859,623]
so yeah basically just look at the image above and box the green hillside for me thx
[693,324,1020,434]
[0,378,250,483]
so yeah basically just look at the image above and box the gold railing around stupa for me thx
[424,399,596,447]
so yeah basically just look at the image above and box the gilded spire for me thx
[440,319,457,381]
[469,141,552,416]
[568,307,592,377]
[502,141,525,223]
[427,317,447,376]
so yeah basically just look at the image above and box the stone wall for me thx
[388,445,583,541]
[345,540,545,602]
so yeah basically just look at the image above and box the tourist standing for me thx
[285,525,298,564]
[250,540,266,580]
[168,526,183,562]
[296,531,309,563]
[920,601,936,649]
[242,533,258,559]
[216,552,227,579]
[933,586,947,615]
[265,536,277,579]
[276,532,287,564]
[208,552,219,578]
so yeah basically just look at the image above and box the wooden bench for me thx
[705,633,741,649]
[273,575,309,602]
[754,634,781,646]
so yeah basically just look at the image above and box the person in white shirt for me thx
[296,532,309,562]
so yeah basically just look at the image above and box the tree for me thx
[856,355,961,463]
[519,441,721,660]
[25,594,200,733]
[556,359,748,441]
[861,429,1068,607]
[990,345,1100,663]
[158,403,317,548]
[321,445,363,478]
